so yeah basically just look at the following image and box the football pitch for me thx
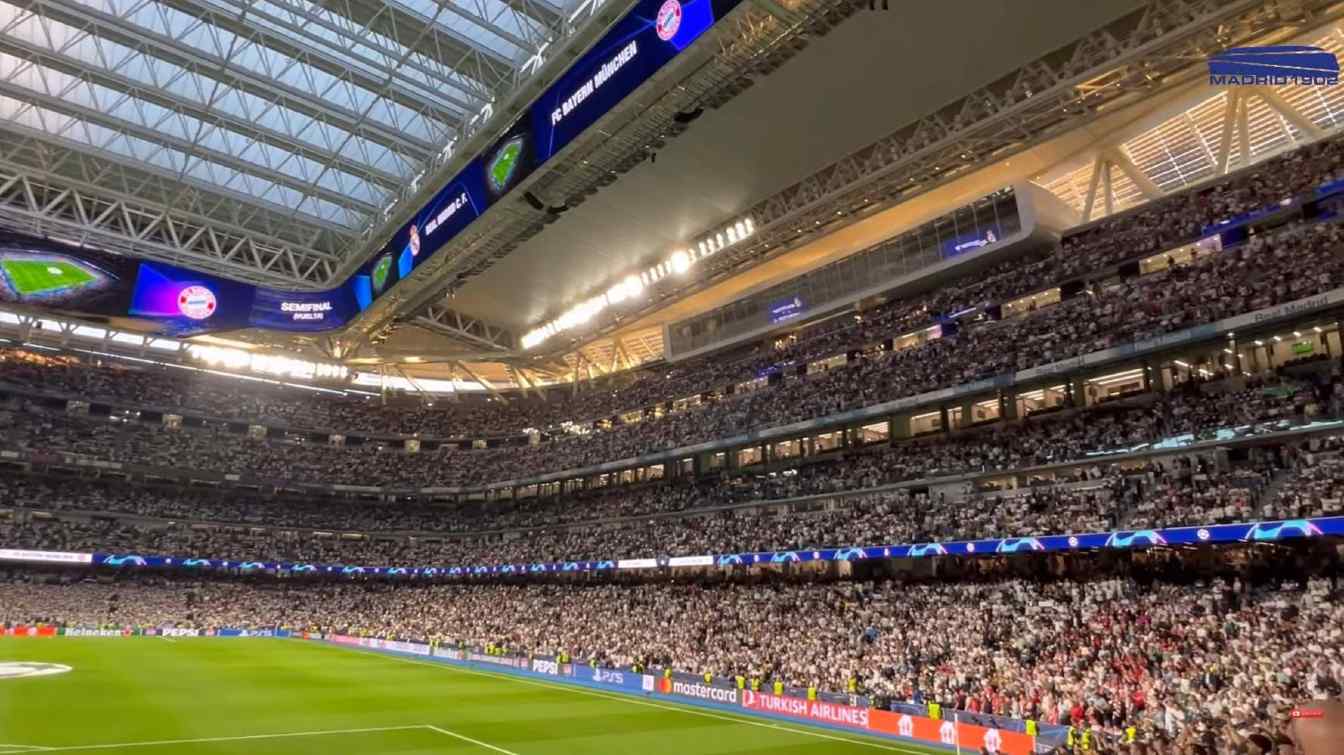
[0,259,98,297]
[0,639,942,754]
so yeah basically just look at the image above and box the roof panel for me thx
[243,0,482,112]
[0,92,365,227]
[0,51,391,209]
[0,1,429,209]
[393,0,528,63]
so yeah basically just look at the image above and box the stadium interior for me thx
[2,0,1344,753]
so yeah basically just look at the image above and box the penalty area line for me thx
[423,725,520,754]
[326,644,929,754]
[9,725,441,752]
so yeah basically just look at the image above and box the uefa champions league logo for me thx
[655,0,682,41]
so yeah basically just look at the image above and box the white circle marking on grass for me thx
[0,662,72,680]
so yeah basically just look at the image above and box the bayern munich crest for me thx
[656,0,682,41]
[176,285,217,320]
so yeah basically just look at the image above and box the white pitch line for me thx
[12,725,431,752]
[423,725,520,754]
[329,645,928,754]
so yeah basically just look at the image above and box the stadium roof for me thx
[0,0,600,284]
[3,0,1343,391]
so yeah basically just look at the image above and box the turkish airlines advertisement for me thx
[738,690,1034,755]
[740,690,870,728]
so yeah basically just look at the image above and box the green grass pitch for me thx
[371,255,393,291]
[1,259,98,296]
[0,638,945,754]
[489,139,522,191]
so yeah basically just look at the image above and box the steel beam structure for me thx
[0,34,410,192]
[417,304,517,351]
[722,0,1337,271]
[457,359,508,400]
[0,75,383,219]
[0,135,341,285]
[157,0,482,122]
[13,0,445,155]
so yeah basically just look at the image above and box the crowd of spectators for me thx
[0,370,1326,509]
[4,428,1340,567]
[0,344,1331,490]
[2,558,1340,753]
[3,135,1344,483]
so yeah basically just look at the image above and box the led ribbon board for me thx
[86,517,1344,577]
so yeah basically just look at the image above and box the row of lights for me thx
[521,216,757,350]
[189,345,349,382]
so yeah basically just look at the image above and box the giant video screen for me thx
[0,236,136,312]
[0,231,357,336]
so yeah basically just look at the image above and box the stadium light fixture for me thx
[188,345,348,382]
[670,250,690,274]
[520,216,756,351]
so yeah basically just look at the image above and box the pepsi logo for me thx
[177,285,217,320]
[655,0,682,41]
[1197,528,1211,541]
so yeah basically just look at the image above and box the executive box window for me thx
[807,353,847,374]
[1001,288,1061,319]
[1139,236,1221,274]
[910,410,943,435]
[1085,368,1146,404]
[1017,385,1068,416]
[812,431,843,453]
[949,399,1000,429]
[850,421,890,445]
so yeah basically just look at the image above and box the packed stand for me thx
[3,136,1344,457]
[4,429,1340,565]
[1,562,1340,752]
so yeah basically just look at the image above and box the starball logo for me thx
[1209,46,1339,86]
